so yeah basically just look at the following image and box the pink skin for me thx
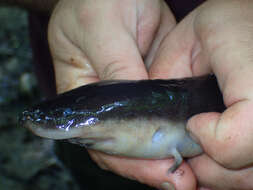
[48,0,253,189]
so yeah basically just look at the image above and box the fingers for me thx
[77,4,148,81]
[144,0,176,68]
[48,0,100,92]
[189,154,253,190]
[48,0,154,93]
[188,101,253,169]
[148,8,212,79]
[148,1,253,188]
[89,150,197,190]
[149,0,253,170]
[148,10,198,79]
[186,0,253,169]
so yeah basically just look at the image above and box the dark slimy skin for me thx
[20,75,225,172]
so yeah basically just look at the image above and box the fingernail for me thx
[161,182,175,190]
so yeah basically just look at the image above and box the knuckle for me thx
[100,61,129,80]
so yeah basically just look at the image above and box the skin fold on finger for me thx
[144,0,176,68]
[89,150,197,190]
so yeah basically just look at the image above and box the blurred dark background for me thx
[0,7,81,190]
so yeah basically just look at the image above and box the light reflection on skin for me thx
[55,101,128,130]
[58,119,74,131]
[78,117,99,127]
[96,101,127,114]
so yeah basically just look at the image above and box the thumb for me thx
[187,100,253,170]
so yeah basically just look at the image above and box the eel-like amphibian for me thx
[20,75,225,172]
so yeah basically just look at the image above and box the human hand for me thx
[47,0,199,189]
[48,0,175,91]
[149,0,253,189]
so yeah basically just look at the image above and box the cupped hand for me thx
[47,0,198,189]
[149,0,253,189]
